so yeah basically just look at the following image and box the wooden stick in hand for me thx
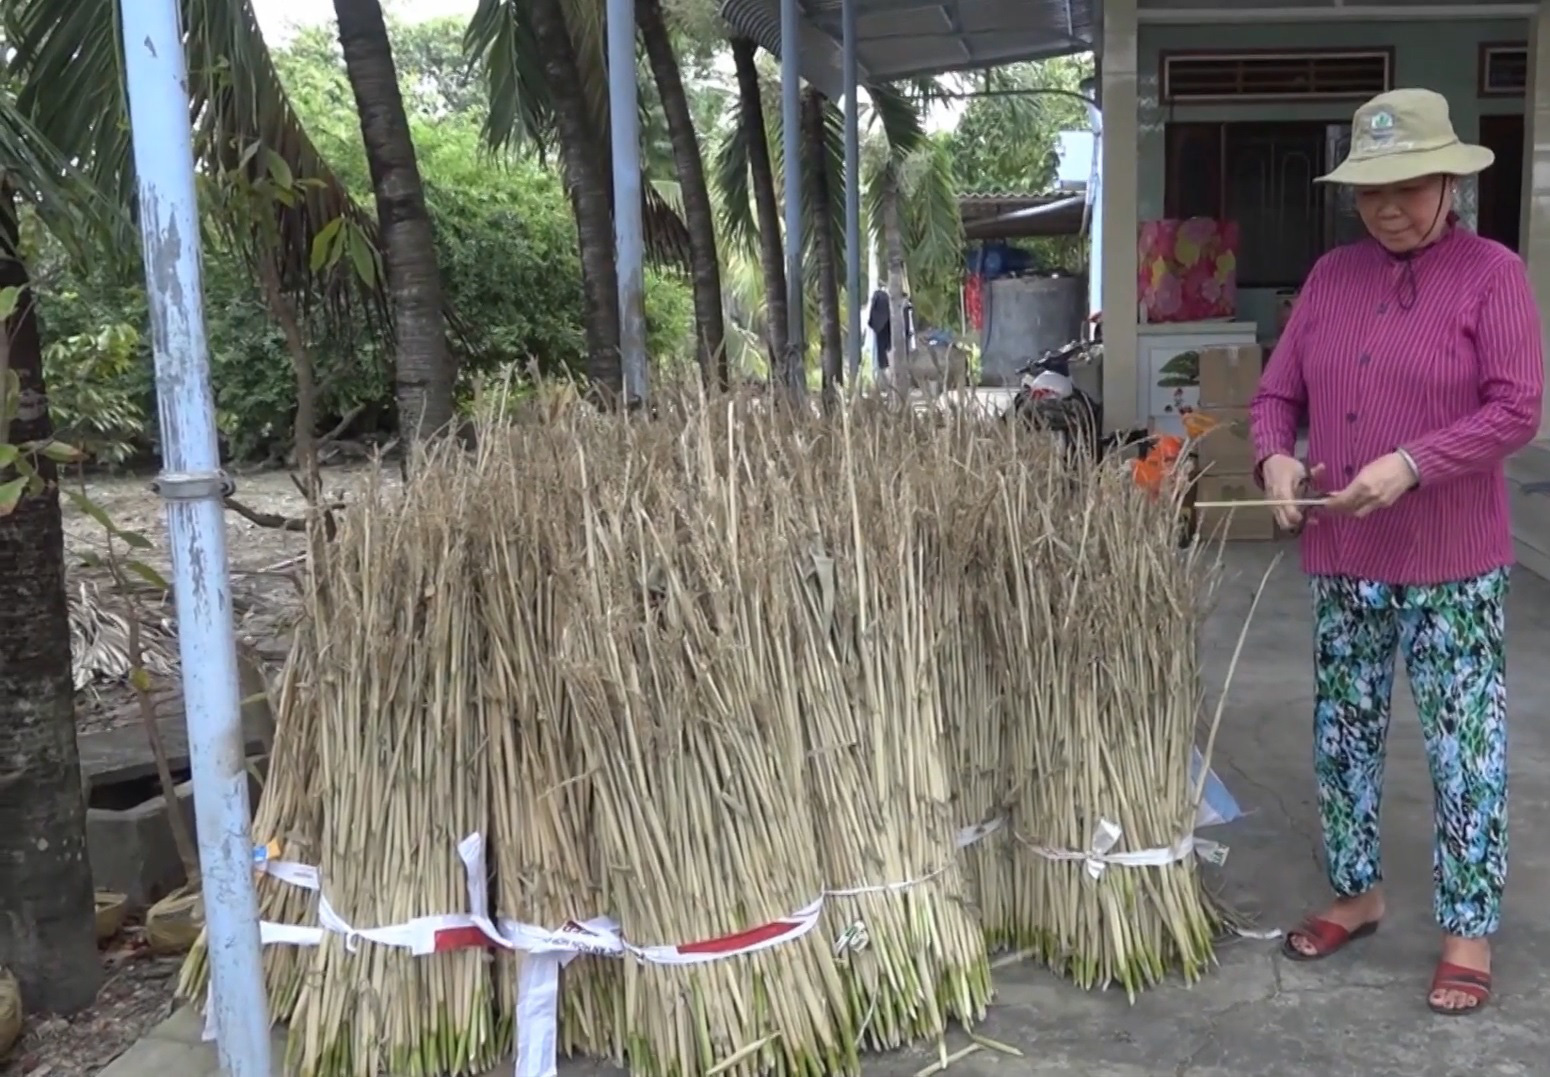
[1193,497,1328,510]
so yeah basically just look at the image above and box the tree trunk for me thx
[880,161,908,376]
[639,0,726,390]
[333,0,457,444]
[803,89,843,397]
[730,38,790,383]
[0,195,100,1014]
[257,256,320,503]
[531,0,623,399]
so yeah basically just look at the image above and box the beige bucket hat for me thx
[1317,88,1494,186]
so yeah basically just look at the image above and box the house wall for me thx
[1136,18,1531,335]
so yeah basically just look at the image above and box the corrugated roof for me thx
[717,0,1094,95]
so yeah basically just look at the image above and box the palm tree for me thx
[723,38,790,378]
[0,104,114,1014]
[7,0,390,335]
[865,124,964,350]
[333,0,457,441]
[714,68,961,380]
[638,0,726,388]
[801,87,842,392]
[0,0,393,1005]
[465,0,696,398]
[877,158,907,370]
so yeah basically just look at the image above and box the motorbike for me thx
[1006,339,1105,456]
[1006,334,1154,462]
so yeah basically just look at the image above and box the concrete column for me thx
[1098,0,1140,431]
[1522,3,1550,438]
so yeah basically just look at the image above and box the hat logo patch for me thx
[1367,109,1396,142]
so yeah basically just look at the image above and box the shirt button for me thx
[1377,303,1388,314]
[1345,465,1355,477]
[1359,353,1372,365]
[1347,412,1358,423]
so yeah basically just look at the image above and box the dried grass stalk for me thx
[780,405,990,1047]
[558,401,855,1077]
[285,460,496,1077]
[475,428,620,1063]
[178,617,323,1019]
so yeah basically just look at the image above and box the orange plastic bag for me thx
[1130,435,1186,498]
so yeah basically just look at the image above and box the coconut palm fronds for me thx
[67,580,178,692]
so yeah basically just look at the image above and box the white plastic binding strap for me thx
[239,817,1009,1077]
[1019,818,1196,880]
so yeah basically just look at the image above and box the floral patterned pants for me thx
[1310,570,1509,938]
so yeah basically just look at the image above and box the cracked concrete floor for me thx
[100,542,1550,1077]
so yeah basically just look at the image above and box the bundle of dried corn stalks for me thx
[175,384,1232,1077]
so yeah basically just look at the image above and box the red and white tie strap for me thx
[239,818,1002,1077]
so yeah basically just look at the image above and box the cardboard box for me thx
[1197,344,1263,407]
[1192,407,1257,475]
[1192,476,1276,542]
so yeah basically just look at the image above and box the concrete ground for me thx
[100,541,1550,1077]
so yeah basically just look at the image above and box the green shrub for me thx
[42,324,147,465]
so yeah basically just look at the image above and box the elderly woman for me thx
[1250,88,1544,1015]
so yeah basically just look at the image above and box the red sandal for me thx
[1428,961,1492,1015]
[1280,916,1379,962]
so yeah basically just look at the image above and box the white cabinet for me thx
[1137,320,1259,437]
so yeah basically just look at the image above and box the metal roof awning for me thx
[719,0,1095,96]
[961,192,1087,240]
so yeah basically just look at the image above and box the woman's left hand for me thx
[1323,452,1419,518]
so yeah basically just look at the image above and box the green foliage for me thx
[644,271,696,365]
[947,57,1093,195]
[41,324,145,464]
[19,12,698,460]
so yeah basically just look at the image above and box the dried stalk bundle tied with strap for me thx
[178,622,323,1018]
[172,382,1230,1077]
[556,403,856,1077]
[284,463,499,1077]
[474,431,618,1064]
[923,428,1013,954]
[990,453,1224,994]
[779,407,992,1049]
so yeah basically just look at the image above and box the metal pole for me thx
[781,0,805,392]
[119,6,271,1077]
[842,0,861,383]
[609,0,648,403]
[1082,75,1104,323]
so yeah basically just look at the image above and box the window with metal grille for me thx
[1479,44,1527,97]
[1164,120,1360,289]
[1161,50,1392,103]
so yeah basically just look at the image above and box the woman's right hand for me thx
[1261,454,1324,532]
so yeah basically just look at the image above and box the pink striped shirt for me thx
[1250,222,1544,585]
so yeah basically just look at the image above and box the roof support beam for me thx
[875,40,1086,83]
[1138,3,1533,22]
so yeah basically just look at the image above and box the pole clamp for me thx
[151,470,235,502]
